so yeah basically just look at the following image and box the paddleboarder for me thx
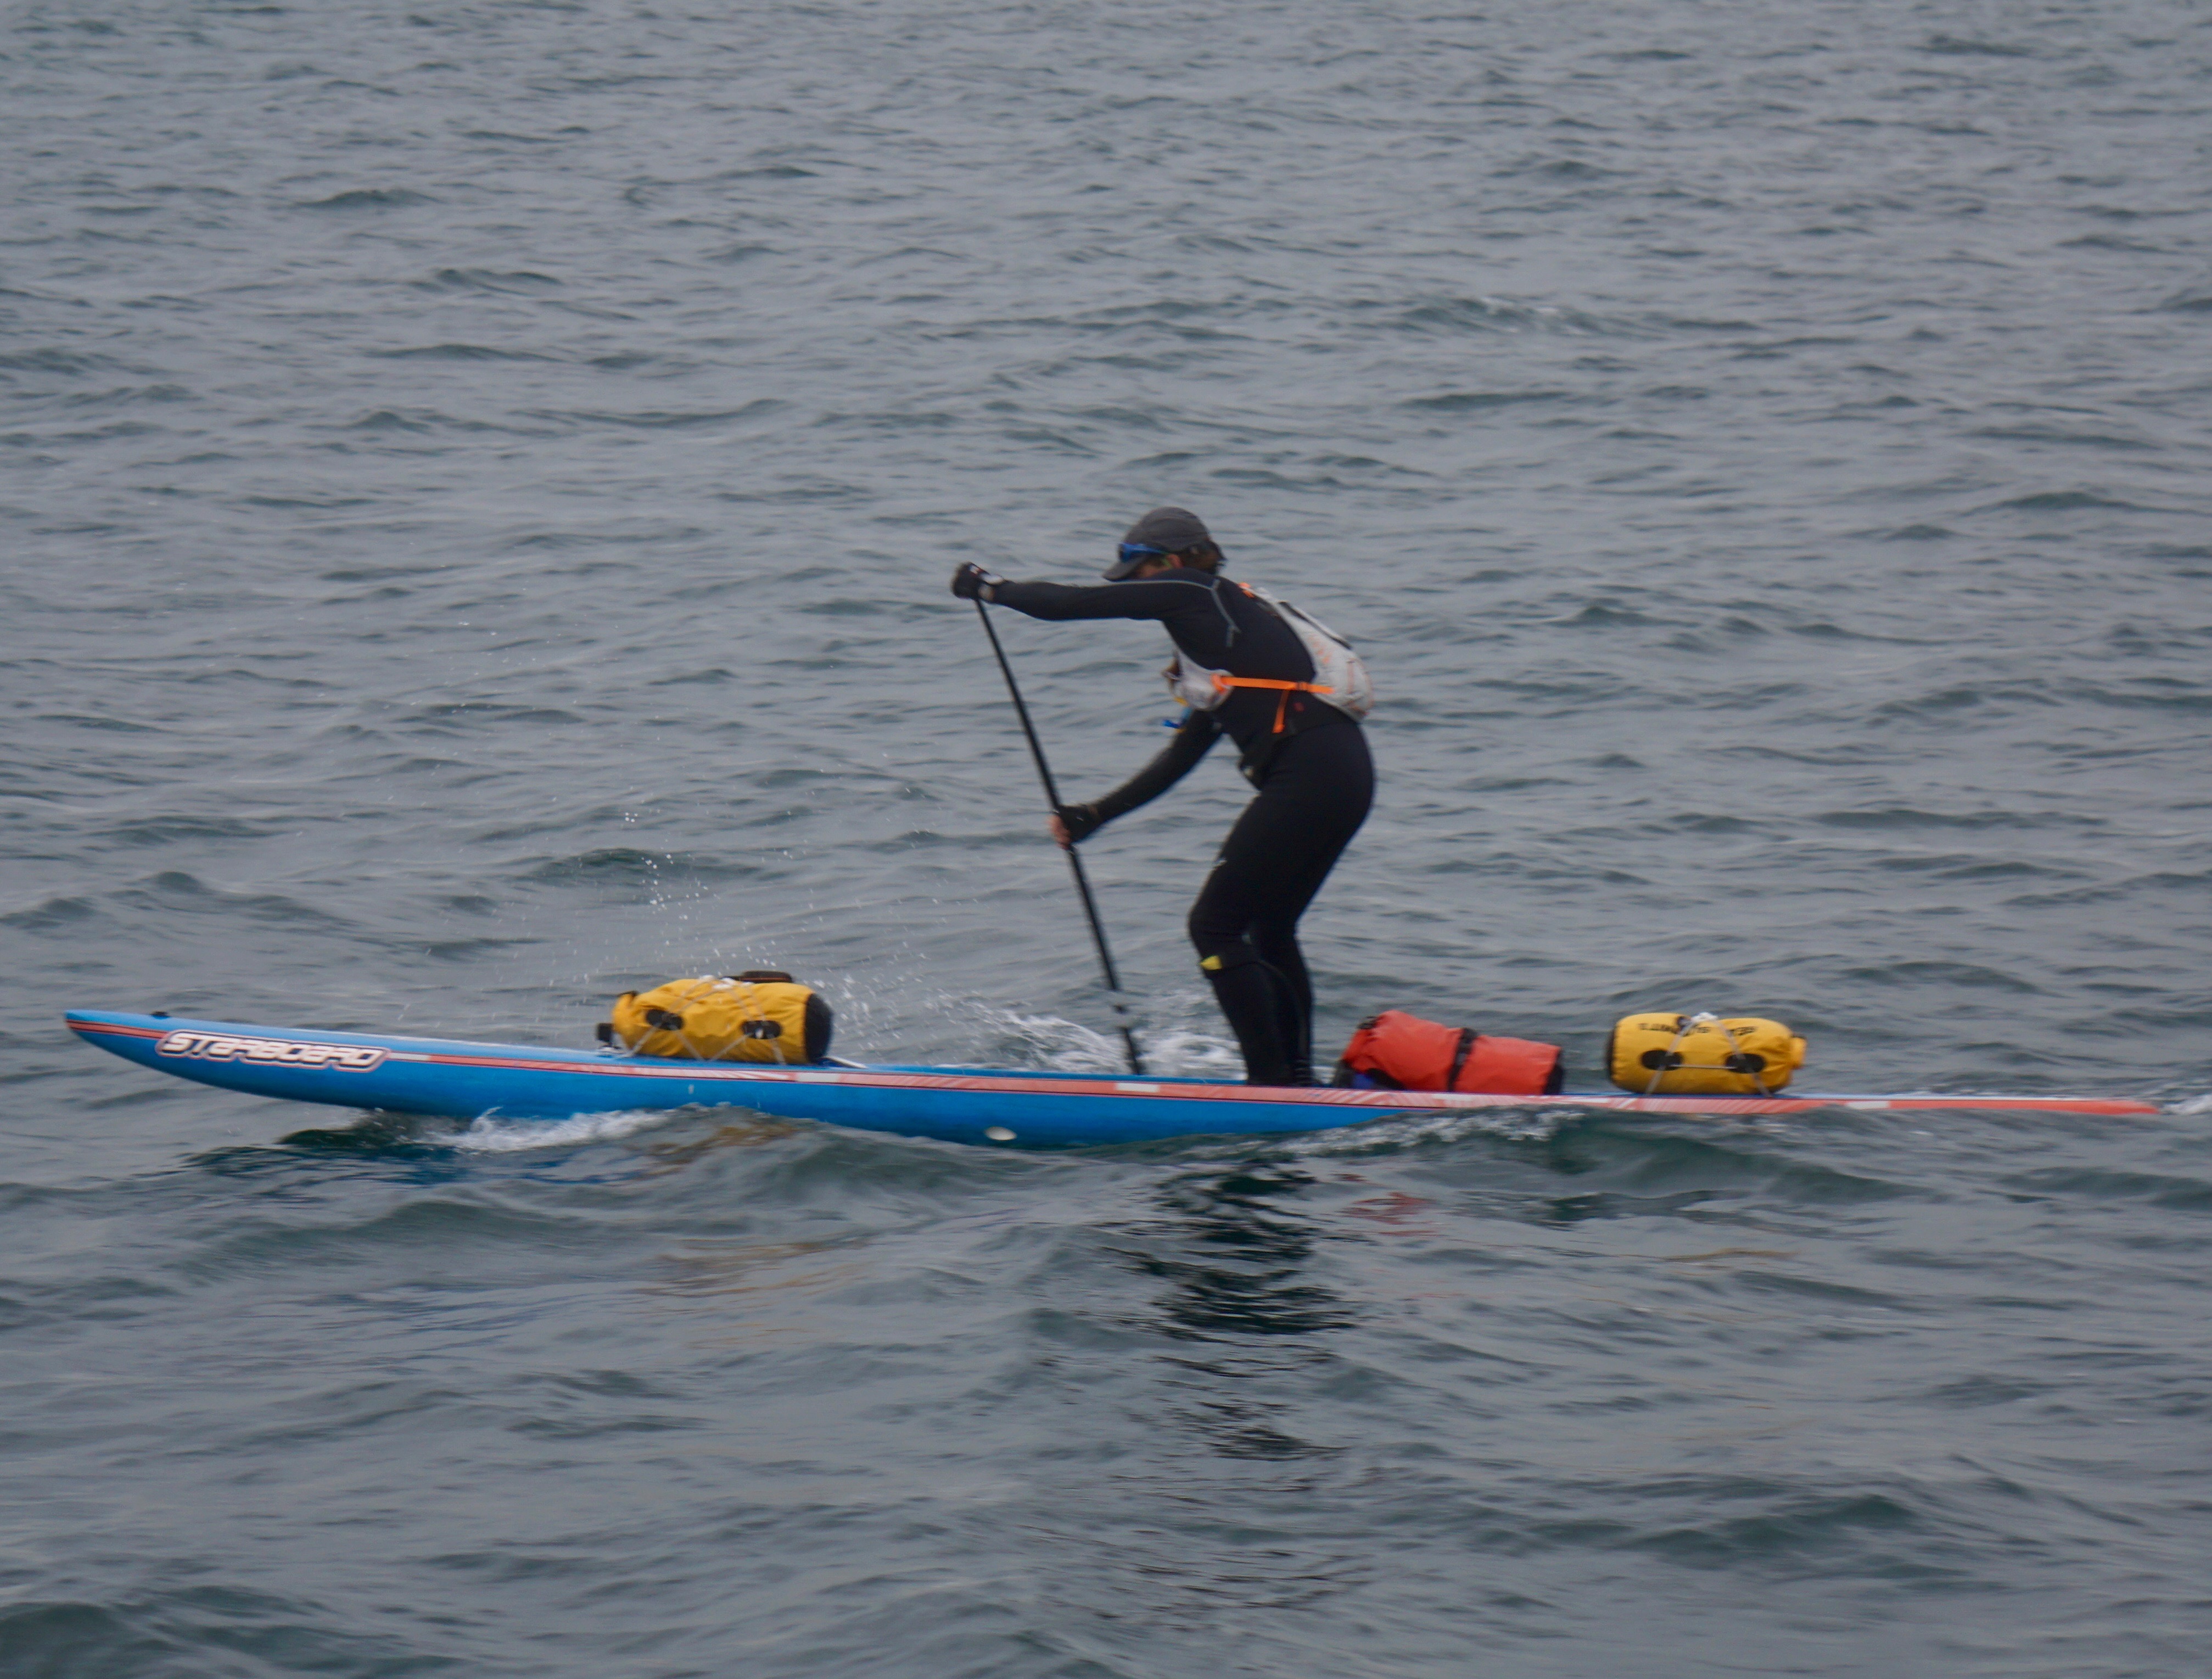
[954,507,1374,1086]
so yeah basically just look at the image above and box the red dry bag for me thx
[1332,1009,1563,1097]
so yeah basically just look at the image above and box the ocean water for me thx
[4,1,2211,1674]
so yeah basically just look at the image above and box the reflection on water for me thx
[1117,1160,1353,1462]
[1132,1163,1353,1343]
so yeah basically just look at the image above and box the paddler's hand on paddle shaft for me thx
[951,562,1005,602]
[1050,803,1101,849]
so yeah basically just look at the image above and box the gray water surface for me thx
[4,2,2211,1674]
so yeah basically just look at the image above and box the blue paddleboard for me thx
[65,1010,2162,1149]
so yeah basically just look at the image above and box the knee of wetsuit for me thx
[1192,941,1263,977]
[1187,901,1256,961]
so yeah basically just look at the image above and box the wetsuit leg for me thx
[1188,722,1374,1085]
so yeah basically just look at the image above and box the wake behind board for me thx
[66,1011,2161,1148]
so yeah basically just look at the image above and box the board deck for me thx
[64,1011,2163,1149]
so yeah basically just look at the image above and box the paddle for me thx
[972,599,1147,1077]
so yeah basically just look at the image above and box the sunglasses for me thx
[1116,542,1174,569]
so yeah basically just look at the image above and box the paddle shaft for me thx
[972,599,1146,1076]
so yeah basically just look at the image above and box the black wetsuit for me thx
[991,568,1375,1085]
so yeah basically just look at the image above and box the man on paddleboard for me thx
[953,507,1374,1086]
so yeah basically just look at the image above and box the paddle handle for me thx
[973,599,1147,1077]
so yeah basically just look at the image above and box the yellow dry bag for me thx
[600,971,833,1063]
[1606,1012,1806,1096]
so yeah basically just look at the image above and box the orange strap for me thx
[1211,674,1336,733]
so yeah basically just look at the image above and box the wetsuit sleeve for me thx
[991,579,1191,622]
[1065,712,1220,838]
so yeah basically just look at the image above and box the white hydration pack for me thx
[1163,581,1374,722]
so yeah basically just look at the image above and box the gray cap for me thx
[1104,506,1217,579]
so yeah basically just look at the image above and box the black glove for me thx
[951,562,1006,602]
[1056,802,1104,845]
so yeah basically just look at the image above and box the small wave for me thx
[2062,233,2166,253]
[1369,294,1611,337]
[1402,389,1570,412]
[1986,489,2141,513]
[1840,959,2041,995]
[450,1108,676,1152]
[1494,154,1617,181]
[36,710,163,733]
[370,343,557,362]
[1817,806,2059,832]
[1871,680,2063,722]
[298,188,435,211]
[2061,678,2212,715]
[346,409,435,432]
[518,846,766,886]
[2000,1166,2212,1211]
[239,492,374,509]
[119,871,356,931]
[527,402,780,430]
[1922,34,2034,57]
[0,347,117,375]
[415,267,563,293]
[99,815,273,847]
[412,699,585,727]
[2166,1093,2212,1116]
[1972,424,2154,452]
[1,894,99,931]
